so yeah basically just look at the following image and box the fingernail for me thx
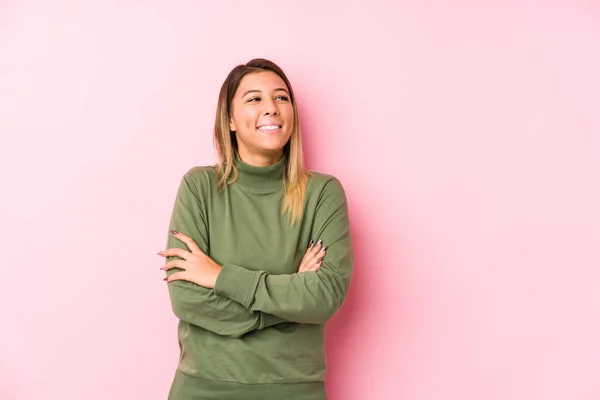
[321,246,327,252]
[170,230,179,235]
[316,239,322,246]
[308,240,314,248]
[317,257,323,263]
[163,277,168,281]
[157,251,164,256]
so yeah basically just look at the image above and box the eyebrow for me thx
[242,88,290,97]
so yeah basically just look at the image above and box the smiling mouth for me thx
[257,124,282,132]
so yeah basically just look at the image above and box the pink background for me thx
[1,1,599,399]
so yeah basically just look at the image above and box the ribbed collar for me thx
[234,154,287,191]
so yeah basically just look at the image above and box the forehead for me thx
[236,71,288,94]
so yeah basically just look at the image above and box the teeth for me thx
[258,125,280,131]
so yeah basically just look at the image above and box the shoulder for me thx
[176,164,219,197]
[307,170,348,203]
[183,165,218,182]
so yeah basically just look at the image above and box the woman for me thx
[158,58,353,400]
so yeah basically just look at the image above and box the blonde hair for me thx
[213,58,310,226]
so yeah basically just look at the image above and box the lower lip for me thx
[257,127,282,134]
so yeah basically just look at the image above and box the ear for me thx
[229,116,236,132]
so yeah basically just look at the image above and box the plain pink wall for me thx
[1,1,599,399]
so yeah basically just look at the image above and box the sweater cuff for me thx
[214,263,261,309]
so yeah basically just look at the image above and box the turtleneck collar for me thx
[234,153,287,191]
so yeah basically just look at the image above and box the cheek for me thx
[283,105,295,123]
[233,109,258,131]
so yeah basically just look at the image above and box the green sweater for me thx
[164,154,353,400]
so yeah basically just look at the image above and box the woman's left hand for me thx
[158,230,222,289]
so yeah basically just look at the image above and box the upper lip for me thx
[257,121,282,128]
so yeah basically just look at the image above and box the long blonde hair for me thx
[213,58,310,226]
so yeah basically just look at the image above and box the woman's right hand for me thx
[298,240,327,273]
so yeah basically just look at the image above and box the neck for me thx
[237,149,284,167]
[234,152,287,191]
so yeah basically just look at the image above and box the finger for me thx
[316,245,327,256]
[311,239,323,255]
[310,257,324,271]
[306,242,326,264]
[165,271,186,283]
[160,260,185,271]
[299,240,325,272]
[298,258,311,273]
[301,242,314,261]
[305,238,322,252]
[303,239,322,258]
[299,253,324,272]
[171,230,202,254]
[299,242,316,265]
[159,248,190,260]
[314,255,325,268]
[300,249,312,264]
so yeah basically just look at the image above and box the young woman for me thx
[158,58,353,400]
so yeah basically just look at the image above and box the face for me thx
[229,71,294,164]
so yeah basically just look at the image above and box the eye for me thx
[247,97,260,102]
[276,95,290,101]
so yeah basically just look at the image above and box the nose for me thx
[262,98,279,116]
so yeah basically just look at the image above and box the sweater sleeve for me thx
[165,171,288,338]
[214,177,353,324]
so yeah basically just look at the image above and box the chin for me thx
[259,138,291,152]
